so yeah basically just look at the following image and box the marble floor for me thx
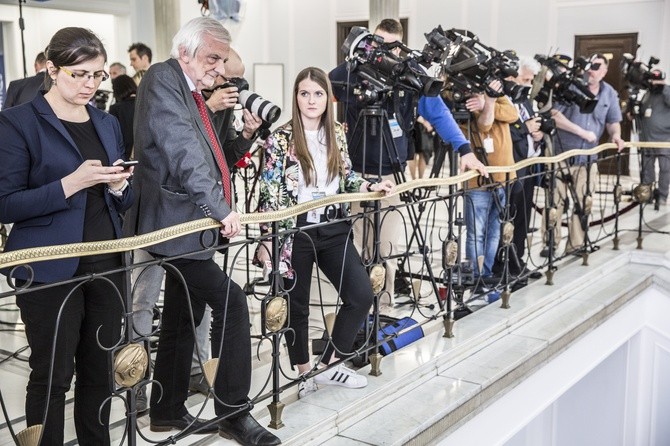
[1,164,668,445]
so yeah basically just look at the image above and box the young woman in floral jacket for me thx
[257,67,393,397]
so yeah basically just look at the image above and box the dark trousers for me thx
[512,171,536,260]
[286,219,374,366]
[16,256,124,446]
[493,173,535,275]
[149,257,251,419]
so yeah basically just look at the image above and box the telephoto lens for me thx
[238,90,281,124]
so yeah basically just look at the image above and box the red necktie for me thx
[191,91,232,205]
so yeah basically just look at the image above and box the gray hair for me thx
[518,56,541,75]
[170,17,231,59]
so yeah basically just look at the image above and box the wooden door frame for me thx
[574,32,638,176]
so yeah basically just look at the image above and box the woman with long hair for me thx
[257,67,393,398]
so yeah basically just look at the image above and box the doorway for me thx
[574,33,638,175]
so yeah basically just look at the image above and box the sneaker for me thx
[314,364,367,389]
[298,378,318,398]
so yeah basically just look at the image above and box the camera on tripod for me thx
[341,26,448,104]
[532,54,598,113]
[621,54,664,90]
[204,77,281,124]
[621,53,665,116]
[440,29,529,106]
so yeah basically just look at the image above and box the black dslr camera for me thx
[532,54,598,114]
[440,29,530,106]
[204,77,281,124]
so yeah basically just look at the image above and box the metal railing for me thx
[1,141,668,445]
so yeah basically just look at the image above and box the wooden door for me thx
[574,33,638,175]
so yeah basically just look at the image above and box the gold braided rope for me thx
[1,141,668,270]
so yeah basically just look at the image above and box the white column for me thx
[128,0,156,61]
[369,0,399,32]
[153,0,180,63]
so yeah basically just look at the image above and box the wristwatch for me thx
[107,180,129,198]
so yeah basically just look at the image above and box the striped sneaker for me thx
[314,364,367,389]
[298,378,318,398]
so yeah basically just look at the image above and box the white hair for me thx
[170,17,231,59]
[518,56,541,75]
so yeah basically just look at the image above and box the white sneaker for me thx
[314,364,368,389]
[298,377,318,398]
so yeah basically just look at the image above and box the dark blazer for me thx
[2,72,48,110]
[509,98,534,163]
[126,58,246,259]
[0,93,134,282]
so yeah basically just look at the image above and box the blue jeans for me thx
[464,188,506,277]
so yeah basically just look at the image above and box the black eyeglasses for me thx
[59,66,109,83]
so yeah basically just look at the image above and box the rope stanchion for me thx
[1,141,668,270]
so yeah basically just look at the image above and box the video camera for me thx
[621,54,664,90]
[621,53,665,116]
[440,29,529,105]
[203,77,281,124]
[531,54,598,113]
[341,26,448,105]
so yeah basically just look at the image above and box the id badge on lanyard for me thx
[389,117,403,138]
[307,190,326,223]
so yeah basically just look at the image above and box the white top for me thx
[297,129,340,215]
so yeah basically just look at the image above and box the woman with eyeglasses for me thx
[0,27,133,445]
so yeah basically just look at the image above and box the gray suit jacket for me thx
[126,58,235,259]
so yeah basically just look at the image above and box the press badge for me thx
[307,191,326,223]
[389,118,403,138]
[644,108,653,118]
[483,136,495,153]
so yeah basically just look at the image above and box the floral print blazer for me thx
[257,122,365,277]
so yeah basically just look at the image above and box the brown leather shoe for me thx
[219,413,281,445]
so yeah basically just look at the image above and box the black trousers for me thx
[286,218,374,366]
[149,257,251,419]
[512,170,536,260]
[16,256,124,446]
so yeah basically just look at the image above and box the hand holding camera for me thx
[524,116,542,133]
[205,84,240,113]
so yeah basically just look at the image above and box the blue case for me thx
[377,317,424,355]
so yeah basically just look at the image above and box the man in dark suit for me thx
[494,57,545,276]
[2,52,48,110]
[127,17,278,446]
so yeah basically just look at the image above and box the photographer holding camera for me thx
[637,70,670,207]
[546,53,624,255]
[459,78,518,284]
[203,47,263,152]
[329,18,486,298]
